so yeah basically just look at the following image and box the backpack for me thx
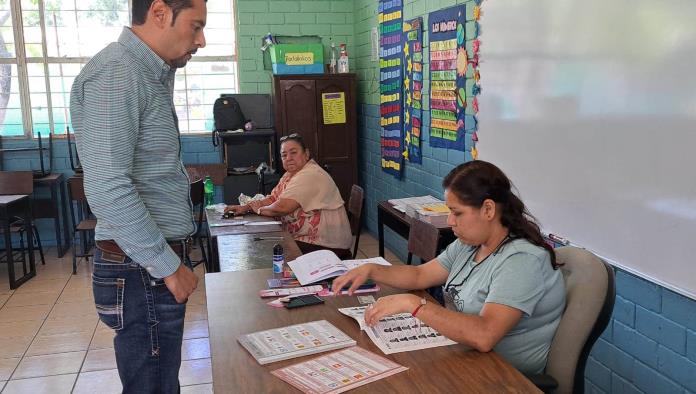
[214,96,247,131]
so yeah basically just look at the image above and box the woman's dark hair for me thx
[443,160,559,269]
[132,0,206,26]
[279,132,307,152]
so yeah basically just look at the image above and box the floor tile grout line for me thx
[6,254,93,382]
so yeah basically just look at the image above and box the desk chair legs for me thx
[19,226,45,266]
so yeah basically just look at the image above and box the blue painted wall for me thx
[1,135,224,247]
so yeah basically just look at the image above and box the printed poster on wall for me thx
[428,5,467,151]
[403,17,423,164]
[379,0,404,179]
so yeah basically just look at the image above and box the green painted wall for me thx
[236,0,356,94]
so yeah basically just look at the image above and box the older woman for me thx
[331,160,565,375]
[226,133,353,257]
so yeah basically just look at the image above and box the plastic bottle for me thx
[329,42,338,74]
[337,44,349,73]
[203,176,214,207]
[272,243,285,277]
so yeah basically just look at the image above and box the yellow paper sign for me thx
[322,92,346,124]
[285,52,314,65]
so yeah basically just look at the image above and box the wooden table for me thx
[0,195,36,289]
[206,207,284,272]
[206,269,541,393]
[377,201,455,258]
[216,231,301,272]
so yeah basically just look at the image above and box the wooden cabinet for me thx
[273,74,357,202]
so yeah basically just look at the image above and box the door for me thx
[278,79,318,156]
[315,78,356,202]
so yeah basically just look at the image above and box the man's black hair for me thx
[132,0,206,26]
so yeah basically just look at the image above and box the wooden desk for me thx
[216,231,301,272]
[0,195,36,289]
[206,207,284,272]
[377,201,455,258]
[206,269,541,393]
[33,173,70,257]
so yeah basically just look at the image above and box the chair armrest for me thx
[526,373,558,393]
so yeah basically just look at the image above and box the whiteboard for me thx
[477,0,696,299]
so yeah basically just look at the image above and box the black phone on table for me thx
[284,294,325,309]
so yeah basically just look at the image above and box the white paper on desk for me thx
[338,306,457,354]
[288,252,392,286]
[209,220,248,227]
[246,221,282,226]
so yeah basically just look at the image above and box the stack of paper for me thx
[238,320,356,365]
[272,346,408,394]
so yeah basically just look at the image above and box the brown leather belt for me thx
[96,239,191,259]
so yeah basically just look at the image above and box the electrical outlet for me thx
[371,27,379,62]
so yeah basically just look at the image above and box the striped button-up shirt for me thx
[70,27,194,278]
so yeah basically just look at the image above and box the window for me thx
[0,0,237,137]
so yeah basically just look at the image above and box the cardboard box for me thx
[270,44,324,75]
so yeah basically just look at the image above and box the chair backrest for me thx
[407,218,440,262]
[0,171,34,195]
[346,184,364,236]
[67,176,87,202]
[190,178,204,207]
[545,246,616,394]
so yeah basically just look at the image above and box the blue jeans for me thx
[92,248,187,393]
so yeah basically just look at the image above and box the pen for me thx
[254,237,283,241]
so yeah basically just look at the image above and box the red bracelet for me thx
[411,304,424,317]
[411,298,427,317]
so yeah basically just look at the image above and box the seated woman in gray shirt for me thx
[331,160,565,375]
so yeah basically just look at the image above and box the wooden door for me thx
[277,79,318,156]
[315,78,356,202]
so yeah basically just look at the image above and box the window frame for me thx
[0,0,238,139]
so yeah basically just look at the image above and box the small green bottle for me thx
[203,176,214,207]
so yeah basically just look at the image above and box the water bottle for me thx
[203,176,214,207]
[272,243,284,276]
[337,44,349,73]
[329,42,338,74]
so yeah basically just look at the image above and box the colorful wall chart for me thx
[403,17,423,164]
[379,0,404,179]
[428,5,467,151]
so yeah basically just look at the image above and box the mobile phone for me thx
[332,279,376,291]
[285,294,325,309]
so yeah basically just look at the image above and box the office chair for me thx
[346,185,364,258]
[529,246,616,394]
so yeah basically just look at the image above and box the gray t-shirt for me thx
[437,238,565,375]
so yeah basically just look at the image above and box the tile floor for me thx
[0,232,400,393]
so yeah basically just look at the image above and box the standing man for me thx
[70,1,206,392]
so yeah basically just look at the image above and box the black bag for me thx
[214,96,247,131]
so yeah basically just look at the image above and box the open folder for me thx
[287,250,391,286]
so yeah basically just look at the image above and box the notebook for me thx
[238,320,356,365]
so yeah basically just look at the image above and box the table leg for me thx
[211,236,220,273]
[25,205,36,276]
[50,184,64,257]
[3,218,16,289]
[378,206,385,257]
[59,181,71,257]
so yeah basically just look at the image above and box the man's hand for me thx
[163,264,198,303]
